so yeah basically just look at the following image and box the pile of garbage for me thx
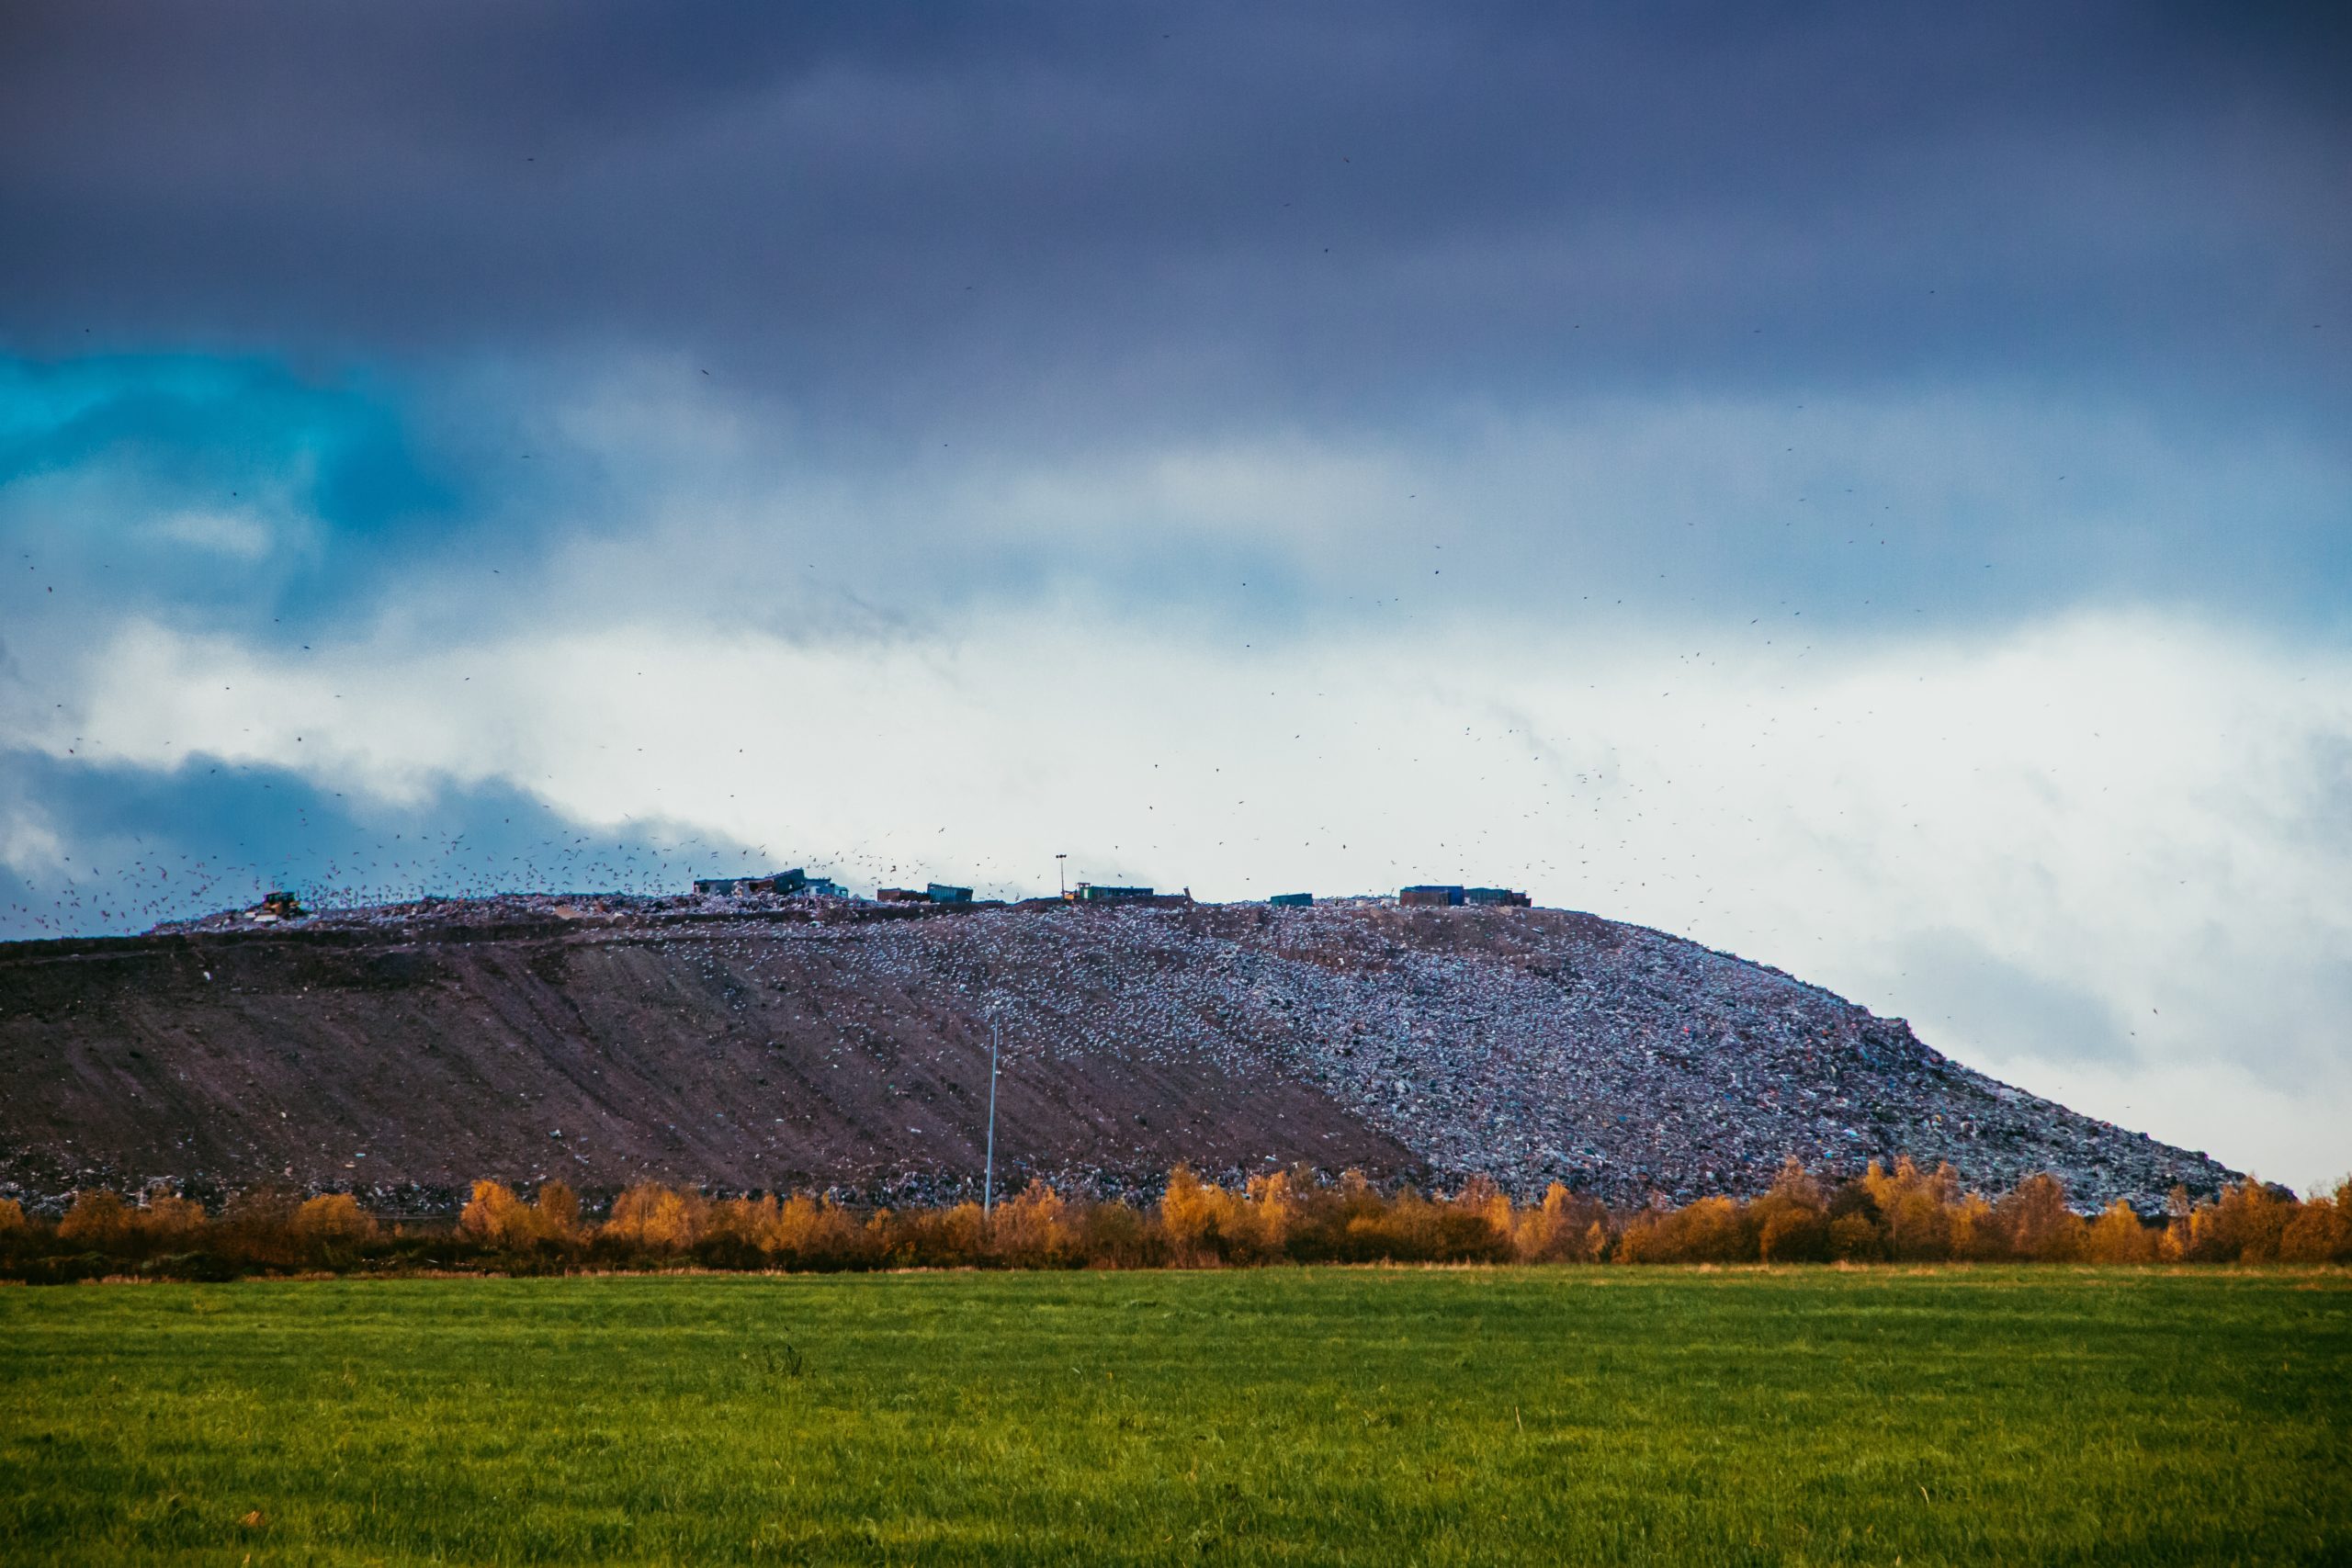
[494,897,2234,1209]
[831,904,2233,1206]
[107,891,2242,1210]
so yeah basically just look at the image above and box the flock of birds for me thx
[9,470,1957,948]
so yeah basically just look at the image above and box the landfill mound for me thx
[0,897,2237,1213]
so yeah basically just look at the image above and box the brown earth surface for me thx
[0,896,2237,1214]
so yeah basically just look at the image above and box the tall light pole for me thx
[1055,852,1068,898]
[982,1015,1001,1220]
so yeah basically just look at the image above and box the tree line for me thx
[2,1158,2346,1281]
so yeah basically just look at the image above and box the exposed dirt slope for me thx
[0,898,2236,1212]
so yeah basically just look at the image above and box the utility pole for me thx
[983,1015,1001,1221]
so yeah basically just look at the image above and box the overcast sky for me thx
[3,2,2346,1186]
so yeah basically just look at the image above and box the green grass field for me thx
[2,1268,2345,1565]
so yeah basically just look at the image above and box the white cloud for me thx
[432,370,2352,637]
[24,601,2352,1190]
[145,507,277,559]
[0,799,70,880]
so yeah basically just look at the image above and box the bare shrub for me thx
[2278,1181,2351,1263]
[1995,1174,2086,1261]
[1749,1158,1830,1263]
[876,1200,987,1268]
[1944,1192,2004,1260]
[1515,1183,1611,1261]
[1159,1165,1250,1263]
[1077,1199,1162,1268]
[534,1182,582,1242]
[217,1187,303,1268]
[1824,1179,1885,1261]
[1245,1170,1302,1259]
[2208,1180,2293,1263]
[291,1193,379,1246]
[58,1190,134,1247]
[753,1193,868,1268]
[2083,1200,2158,1263]
[1827,1213,1882,1262]
[1338,1184,1513,1263]
[137,1193,210,1243]
[602,1182,708,1252]
[1862,1158,1961,1261]
[1756,1206,1829,1263]
[1617,1196,1753,1264]
[458,1180,548,1247]
[990,1181,1079,1267]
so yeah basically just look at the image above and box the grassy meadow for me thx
[2,1267,2346,1565]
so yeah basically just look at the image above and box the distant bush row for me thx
[2,1159,2346,1280]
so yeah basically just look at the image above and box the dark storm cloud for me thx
[0,357,450,535]
[0,744,748,940]
[3,1,2345,442]
[0,355,516,649]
